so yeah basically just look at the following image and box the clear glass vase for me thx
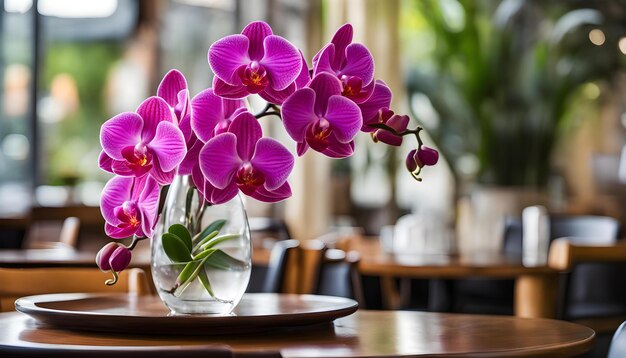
[151,175,251,315]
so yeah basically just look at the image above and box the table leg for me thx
[514,274,557,318]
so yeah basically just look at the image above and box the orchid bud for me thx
[109,246,132,272]
[405,149,420,172]
[417,146,439,166]
[96,242,119,271]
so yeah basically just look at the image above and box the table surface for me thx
[0,307,594,357]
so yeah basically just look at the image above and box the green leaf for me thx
[204,249,247,271]
[185,186,194,224]
[191,230,219,254]
[173,258,206,297]
[193,219,227,245]
[192,248,217,261]
[162,233,192,263]
[197,270,215,297]
[168,224,192,252]
[200,233,240,251]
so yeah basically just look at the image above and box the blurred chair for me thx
[608,321,626,358]
[0,217,30,249]
[431,215,620,315]
[0,267,151,312]
[297,240,327,294]
[248,239,300,293]
[26,216,80,250]
[315,249,364,304]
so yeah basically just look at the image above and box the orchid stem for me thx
[125,235,146,251]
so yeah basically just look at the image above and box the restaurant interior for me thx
[1,0,626,357]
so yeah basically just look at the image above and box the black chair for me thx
[608,321,626,358]
[247,239,299,293]
[315,249,364,304]
[430,215,620,316]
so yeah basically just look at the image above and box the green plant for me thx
[404,0,625,187]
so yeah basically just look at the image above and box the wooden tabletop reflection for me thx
[0,309,594,357]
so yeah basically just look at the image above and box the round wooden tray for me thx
[15,293,358,335]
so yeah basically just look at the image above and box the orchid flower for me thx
[199,111,294,203]
[99,96,187,185]
[157,70,197,175]
[208,21,302,102]
[100,175,160,239]
[358,80,393,132]
[312,24,375,104]
[282,72,362,158]
[189,88,247,204]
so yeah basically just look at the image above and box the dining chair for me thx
[0,267,151,312]
[608,320,626,358]
[315,249,364,304]
[26,216,81,250]
[296,239,327,294]
[247,239,300,294]
[430,215,620,315]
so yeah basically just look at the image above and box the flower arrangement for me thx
[96,22,437,290]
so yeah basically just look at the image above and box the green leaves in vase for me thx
[161,220,245,298]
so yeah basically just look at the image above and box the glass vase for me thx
[151,175,251,315]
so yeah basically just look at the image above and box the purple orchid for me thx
[100,175,160,239]
[99,96,187,184]
[156,70,198,176]
[281,72,362,158]
[358,80,393,132]
[372,110,409,147]
[199,111,294,203]
[312,24,375,104]
[208,21,302,101]
[189,88,247,204]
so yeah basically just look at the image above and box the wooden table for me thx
[0,309,594,357]
[350,238,559,318]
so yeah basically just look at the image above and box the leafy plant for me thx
[404,0,625,187]
[162,220,245,298]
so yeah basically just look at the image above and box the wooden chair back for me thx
[549,239,626,332]
[315,249,364,305]
[0,267,151,312]
[297,240,327,294]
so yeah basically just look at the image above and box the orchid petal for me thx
[330,24,353,69]
[251,138,294,190]
[296,141,309,156]
[208,181,239,205]
[324,95,362,143]
[110,160,138,177]
[100,176,133,225]
[250,181,292,203]
[199,133,241,189]
[99,151,114,173]
[321,138,355,158]
[149,158,176,185]
[191,164,206,196]
[222,97,246,118]
[242,21,272,61]
[228,111,262,161]
[260,35,302,91]
[191,89,225,142]
[347,78,375,104]
[312,44,336,77]
[137,96,175,143]
[178,139,202,176]
[129,175,148,201]
[340,43,375,86]
[100,112,143,161]
[309,72,342,116]
[359,80,392,131]
[212,77,250,99]
[208,34,250,86]
[259,82,295,105]
[295,51,311,89]
[281,87,317,142]
[105,223,138,239]
[139,176,160,238]
[149,121,186,172]
[177,89,191,122]
[157,69,187,108]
